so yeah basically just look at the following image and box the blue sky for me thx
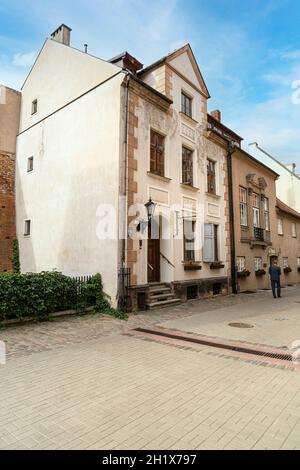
[1,0,300,165]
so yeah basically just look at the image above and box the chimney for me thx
[211,109,221,122]
[51,24,72,46]
[109,52,143,75]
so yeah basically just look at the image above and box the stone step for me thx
[149,292,174,301]
[147,298,181,310]
[149,286,171,294]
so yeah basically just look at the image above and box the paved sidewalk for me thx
[1,287,300,450]
[0,288,285,359]
[1,334,300,450]
[161,286,300,348]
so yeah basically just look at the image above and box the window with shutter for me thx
[182,147,193,185]
[203,223,215,262]
[150,130,165,176]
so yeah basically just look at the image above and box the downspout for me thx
[118,72,130,309]
[227,141,238,294]
[122,74,130,266]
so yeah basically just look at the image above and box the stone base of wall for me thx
[128,277,229,312]
[172,277,229,302]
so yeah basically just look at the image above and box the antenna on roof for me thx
[84,44,88,54]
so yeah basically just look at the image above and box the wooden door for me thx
[148,222,160,282]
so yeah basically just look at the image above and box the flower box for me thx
[237,270,251,278]
[255,269,266,277]
[210,262,225,270]
[284,266,292,274]
[183,261,202,271]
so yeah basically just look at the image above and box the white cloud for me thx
[13,51,36,67]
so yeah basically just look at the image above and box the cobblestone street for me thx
[1,287,300,450]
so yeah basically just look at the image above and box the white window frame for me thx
[31,99,38,115]
[263,197,270,231]
[237,256,246,272]
[292,223,297,238]
[252,193,260,228]
[278,219,284,235]
[283,257,289,268]
[239,187,248,226]
[254,257,263,271]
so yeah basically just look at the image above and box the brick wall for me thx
[0,152,16,272]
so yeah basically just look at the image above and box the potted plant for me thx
[284,266,292,274]
[255,269,266,277]
[237,269,251,278]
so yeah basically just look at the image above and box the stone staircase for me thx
[147,283,181,310]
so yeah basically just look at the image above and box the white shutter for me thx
[203,223,215,262]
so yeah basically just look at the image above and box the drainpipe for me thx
[118,73,130,309]
[227,141,238,294]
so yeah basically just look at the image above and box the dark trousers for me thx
[271,280,281,298]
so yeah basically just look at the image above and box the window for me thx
[27,157,34,172]
[24,220,31,236]
[283,257,289,268]
[297,257,300,267]
[237,256,246,272]
[252,193,260,228]
[181,92,192,117]
[182,147,193,185]
[239,187,248,226]
[203,223,219,262]
[183,219,195,262]
[278,219,284,235]
[150,130,165,176]
[207,160,216,194]
[292,223,297,238]
[31,99,38,115]
[263,197,270,231]
[254,257,263,271]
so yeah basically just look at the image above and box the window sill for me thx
[181,183,199,192]
[206,192,220,199]
[179,112,199,125]
[147,172,171,183]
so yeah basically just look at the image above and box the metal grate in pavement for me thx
[133,327,295,364]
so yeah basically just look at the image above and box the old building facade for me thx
[0,85,21,272]
[274,198,300,286]
[16,26,230,308]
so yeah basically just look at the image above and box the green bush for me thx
[0,271,126,321]
[11,239,21,273]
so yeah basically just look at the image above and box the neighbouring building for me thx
[207,111,281,292]
[248,142,300,213]
[16,25,231,309]
[0,85,21,272]
[274,198,300,286]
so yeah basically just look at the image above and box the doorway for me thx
[147,219,160,283]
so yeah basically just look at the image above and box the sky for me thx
[1,0,300,166]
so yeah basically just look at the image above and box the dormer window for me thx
[31,99,38,115]
[181,92,192,118]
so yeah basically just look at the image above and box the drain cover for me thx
[228,322,254,329]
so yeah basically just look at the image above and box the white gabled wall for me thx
[20,39,121,132]
[16,41,125,304]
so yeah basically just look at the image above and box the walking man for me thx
[269,260,282,299]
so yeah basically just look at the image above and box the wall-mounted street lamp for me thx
[136,198,156,233]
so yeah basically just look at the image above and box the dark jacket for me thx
[269,265,281,282]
